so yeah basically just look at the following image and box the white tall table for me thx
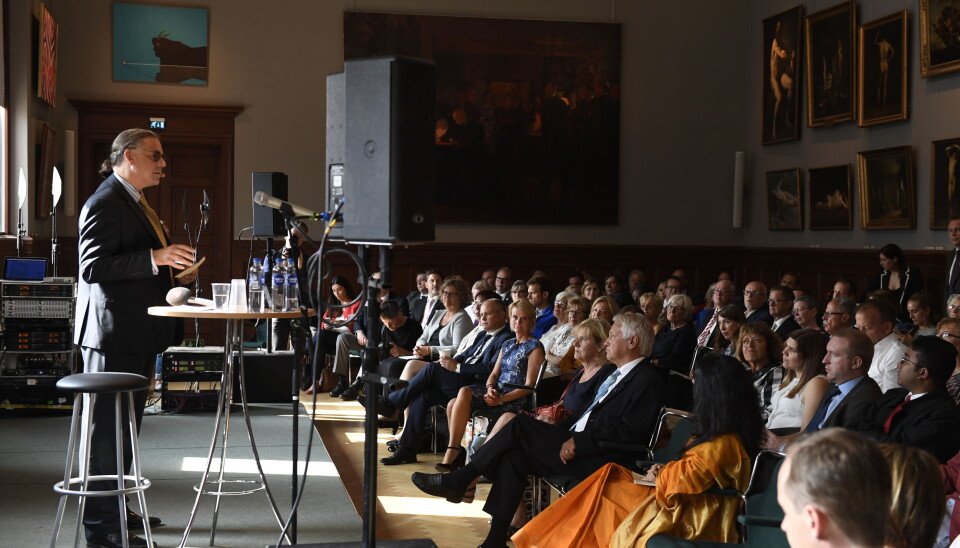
[148,304,313,547]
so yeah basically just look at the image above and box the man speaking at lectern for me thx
[75,128,195,548]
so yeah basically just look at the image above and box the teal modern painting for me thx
[112,3,208,85]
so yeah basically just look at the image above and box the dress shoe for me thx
[381,446,417,465]
[435,445,466,472]
[126,508,162,529]
[339,380,362,401]
[411,471,467,503]
[86,531,155,548]
[329,376,349,398]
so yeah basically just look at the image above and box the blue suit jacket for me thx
[457,327,513,384]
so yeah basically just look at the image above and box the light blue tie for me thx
[571,368,620,431]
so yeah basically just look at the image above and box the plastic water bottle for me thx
[271,259,286,311]
[248,258,264,312]
[284,259,299,312]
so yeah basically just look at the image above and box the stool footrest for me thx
[53,475,151,497]
[193,478,264,496]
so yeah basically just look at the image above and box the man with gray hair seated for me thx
[822,297,856,336]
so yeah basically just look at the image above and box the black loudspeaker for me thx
[325,71,345,241]
[341,56,437,244]
[252,172,288,237]
[231,350,295,403]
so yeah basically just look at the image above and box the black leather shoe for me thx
[381,447,417,465]
[411,471,467,503]
[86,531,155,548]
[339,380,362,401]
[329,376,349,398]
[127,509,162,529]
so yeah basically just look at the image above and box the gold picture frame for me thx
[929,136,960,229]
[805,0,857,127]
[920,0,960,78]
[857,145,915,230]
[766,169,803,230]
[808,164,853,230]
[857,11,908,127]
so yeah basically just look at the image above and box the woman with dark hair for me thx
[710,305,745,357]
[735,322,784,421]
[906,292,937,337]
[866,243,924,322]
[305,276,361,394]
[763,328,829,436]
[512,354,764,547]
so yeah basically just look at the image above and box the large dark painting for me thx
[762,6,803,145]
[344,12,622,225]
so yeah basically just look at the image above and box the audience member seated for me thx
[590,296,619,324]
[540,295,589,380]
[769,284,801,340]
[765,328,829,435]
[494,266,513,302]
[511,353,763,548]
[379,299,511,465]
[943,449,960,546]
[410,312,665,548]
[466,280,490,324]
[337,300,421,401]
[627,269,647,295]
[856,299,908,393]
[539,291,571,366]
[793,295,821,331]
[438,299,544,471]
[877,444,946,548]
[743,281,773,325]
[306,276,361,394]
[650,294,696,409]
[411,277,472,362]
[851,335,960,463]
[823,296,856,336]
[527,277,557,338]
[637,293,664,336]
[780,271,800,292]
[695,279,735,347]
[907,292,938,338]
[777,429,891,548]
[410,269,444,326]
[735,322,784,420]
[661,276,684,301]
[691,282,716,329]
[581,277,602,302]
[833,277,858,300]
[508,280,527,305]
[481,269,496,292]
[710,305,745,356]
[765,328,881,450]
[567,271,585,290]
[604,272,633,308]
[406,270,427,311]
[939,318,960,405]
[950,294,960,320]
[865,243,925,323]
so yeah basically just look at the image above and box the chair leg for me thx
[126,391,152,547]
[113,394,130,548]
[50,392,83,548]
[74,393,96,548]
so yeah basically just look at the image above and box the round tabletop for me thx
[148,305,315,320]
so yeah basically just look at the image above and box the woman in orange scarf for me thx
[512,354,764,548]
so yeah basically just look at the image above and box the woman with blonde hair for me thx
[877,444,945,548]
[590,296,620,324]
[637,293,664,335]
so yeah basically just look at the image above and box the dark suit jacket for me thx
[773,316,802,341]
[409,295,442,325]
[353,292,409,334]
[456,327,513,384]
[947,250,960,305]
[556,358,666,470]
[820,376,883,429]
[74,175,181,354]
[854,388,960,463]
[745,308,774,326]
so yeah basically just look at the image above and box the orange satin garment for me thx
[512,433,751,548]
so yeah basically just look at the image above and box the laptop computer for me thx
[3,257,48,281]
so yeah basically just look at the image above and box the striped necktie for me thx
[571,368,620,431]
[138,195,174,286]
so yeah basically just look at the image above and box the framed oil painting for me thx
[37,3,58,107]
[767,169,803,230]
[344,12,621,226]
[857,11,908,127]
[930,136,960,228]
[920,0,960,77]
[762,5,804,145]
[857,146,915,230]
[112,3,209,85]
[805,1,857,127]
[809,165,853,230]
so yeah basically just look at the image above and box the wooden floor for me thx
[304,393,506,548]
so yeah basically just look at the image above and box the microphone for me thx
[253,191,326,220]
[166,287,191,306]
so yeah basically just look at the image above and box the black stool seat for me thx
[56,372,151,393]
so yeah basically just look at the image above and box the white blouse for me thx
[766,374,827,431]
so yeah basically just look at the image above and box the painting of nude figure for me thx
[767,169,802,231]
[931,137,960,229]
[762,6,803,145]
[857,146,915,230]
[808,164,852,230]
[857,11,908,127]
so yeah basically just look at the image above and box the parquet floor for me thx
[304,393,506,548]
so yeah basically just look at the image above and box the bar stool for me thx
[50,372,154,548]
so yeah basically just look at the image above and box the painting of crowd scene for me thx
[344,12,622,225]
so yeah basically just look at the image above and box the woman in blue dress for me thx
[439,298,545,471]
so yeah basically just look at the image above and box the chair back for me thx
[648,407,695,464]
[740,450,789,547]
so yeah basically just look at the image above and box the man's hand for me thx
[357,331,368,346]
[414,345,431,359]
[439,356,457,371]
[153,244,195,269]
[762,429,787,451]
[559,437,577,464]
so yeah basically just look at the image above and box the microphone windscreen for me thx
[166,287,191,306]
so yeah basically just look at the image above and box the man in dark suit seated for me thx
[77,129,197,548]
[764,327,882,450]
[743,281,773,325]
[380,298,512,465]
[410,312,665,548]
[769,285,801,340]
[850,335,960,463]
[409,269,443,327]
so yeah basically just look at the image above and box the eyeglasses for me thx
[666,305,684,311]
[568,309,586,316]
[136,148,165,163]
[743,290,765,296]
[793,307,809,313]
[950,305,960,311]
[741,337,765,345]
[938,331,960,340]
[495,276,510,281]
[899,355,920,367]
[441,291,460,297]
[554,301,567,307]
[511,290,527,295]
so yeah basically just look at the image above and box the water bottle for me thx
[284,259,300,312]
[248,258,264,312]
[271,259,286,311]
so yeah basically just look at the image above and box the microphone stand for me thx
[50,202,58,276]
[182,191,210,346]
[16,206,24,258]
